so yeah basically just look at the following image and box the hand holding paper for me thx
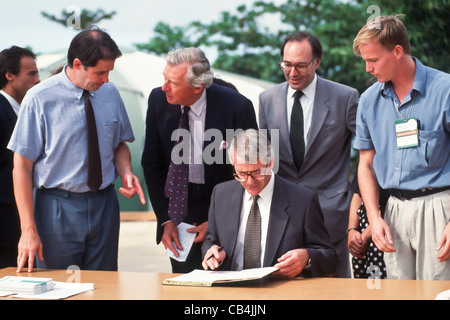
[165,222,196,262]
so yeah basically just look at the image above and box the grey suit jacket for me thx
[258,77,359,242]
[202,175,337,277]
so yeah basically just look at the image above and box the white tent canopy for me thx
[36,50,275,211]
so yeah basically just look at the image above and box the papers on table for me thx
[163,267,278,287]
[0,276,94,299]
[0,276,54,294]
[435,289,450,300]
[165,222,196,262]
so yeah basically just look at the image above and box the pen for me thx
[206,246,224,260]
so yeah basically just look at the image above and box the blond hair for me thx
[353,15,410,56]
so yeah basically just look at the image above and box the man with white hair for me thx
[142,47,258,273]
[202,129,337,277]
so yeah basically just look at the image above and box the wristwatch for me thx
[346,227,358,236]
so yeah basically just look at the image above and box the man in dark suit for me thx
[258,32,359,277]
[141,47,258,273]
[202,129,337,277]
[0,46,40,268]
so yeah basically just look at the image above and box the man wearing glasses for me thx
[202,129,336,277]
[258,32,359,277]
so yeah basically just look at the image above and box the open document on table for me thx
[163,267,279,287]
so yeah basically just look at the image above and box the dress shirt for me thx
[286,74,317,149]
[354,58,450,190]
[231,171,275,270]
[183,89,206,184]
[8,65,134,192]
[0,90,20,115]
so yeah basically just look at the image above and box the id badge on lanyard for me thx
[393,92,419,149]
[395,117,419,149]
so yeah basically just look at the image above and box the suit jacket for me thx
[259,77,359,242]
[0,94,20,247]
[202,175,337,277]
[142,84,258,243]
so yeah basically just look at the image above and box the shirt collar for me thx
[244,170,275,203]
[0,90,20,115]
[287,73,317,100]
[380,57,426,99]
[59,65,89,100]
[182,89,206,117]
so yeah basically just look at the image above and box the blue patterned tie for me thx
[164,106,190,225]
[290,90,305,171]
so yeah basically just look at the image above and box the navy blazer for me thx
[0,94,20,247]
[202,175,337,277]
[141,83,258,243]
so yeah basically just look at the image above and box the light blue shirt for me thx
[354,58,450,190]
[8,66,134,192]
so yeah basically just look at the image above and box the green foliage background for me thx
[135,0,450,95]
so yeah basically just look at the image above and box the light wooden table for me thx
[0,267,448,300]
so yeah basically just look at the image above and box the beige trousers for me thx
[384,190,450,280]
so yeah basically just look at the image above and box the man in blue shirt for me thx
[353,15,450,280]
[8,27,145,273]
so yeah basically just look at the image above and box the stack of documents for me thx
[0,276,54,294]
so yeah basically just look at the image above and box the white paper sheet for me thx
[165,222,197,262]
[0,281,94,299]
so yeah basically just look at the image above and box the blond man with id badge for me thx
[353,15,450,280]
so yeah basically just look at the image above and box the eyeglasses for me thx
[280,58,315,72]
[233,165,270,182]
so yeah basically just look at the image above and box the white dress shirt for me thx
[0,90,20,115]
[231,172,275,270]
[183,90,206,184]
[286,74,317,149]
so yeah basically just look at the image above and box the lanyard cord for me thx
[393,91,416,119]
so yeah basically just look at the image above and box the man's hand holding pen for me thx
[202,245,225,270]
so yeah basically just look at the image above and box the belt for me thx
[389,186,450,200]
[38,184,114,198]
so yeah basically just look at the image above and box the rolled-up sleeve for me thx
[353,99,374,150]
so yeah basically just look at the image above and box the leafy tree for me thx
[136,0,449,94]
[135,22,204,55]
[41,8,117,30]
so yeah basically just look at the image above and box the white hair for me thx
[166,47,214,88]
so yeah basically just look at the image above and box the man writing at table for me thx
[202,129,337,277]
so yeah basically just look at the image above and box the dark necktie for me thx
[83,90,102,192]
[290,90,305,171]
[244,195,261,269]
[164,106,190,225]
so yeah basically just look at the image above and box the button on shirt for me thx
[354,58,450,190]
[8,66,134,192]
[231,172,274,271]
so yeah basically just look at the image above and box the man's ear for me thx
[72,58,83,70]
[393,45,404,60]
[192,84,204,95]
[5,71,15,81]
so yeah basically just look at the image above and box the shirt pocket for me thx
[407,129,447,169]
[103,119,120,149]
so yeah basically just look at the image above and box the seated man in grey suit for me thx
[202,129,337,277]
